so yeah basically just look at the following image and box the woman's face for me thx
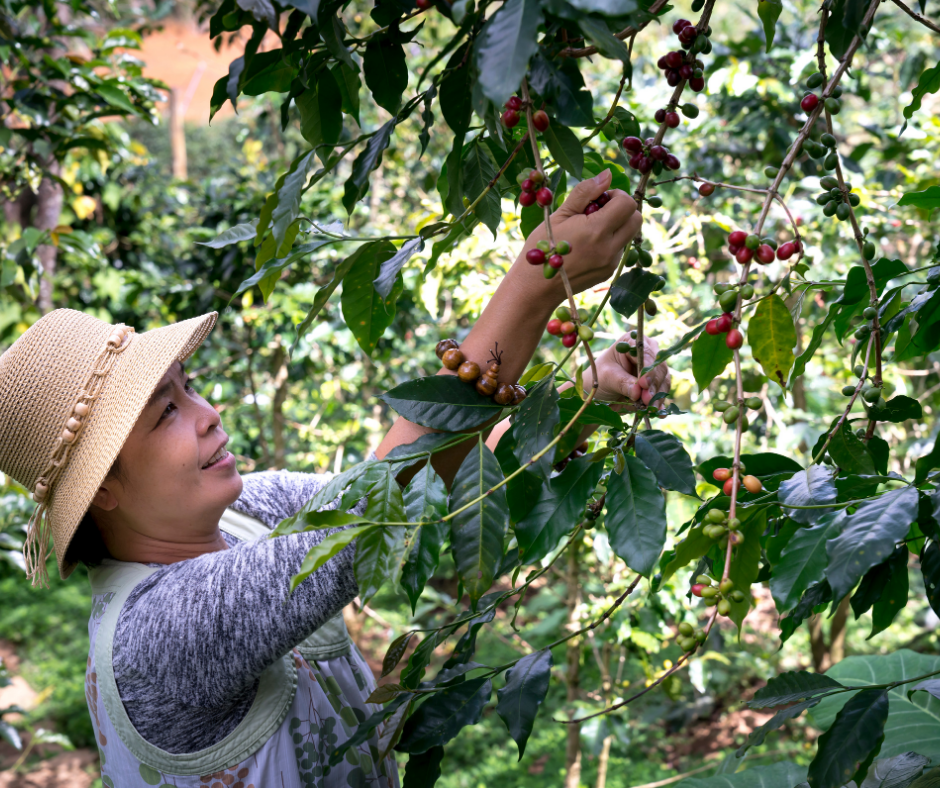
[92,361,243,550]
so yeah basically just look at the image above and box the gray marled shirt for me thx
[111,470,359,754]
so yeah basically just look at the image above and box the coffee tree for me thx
[201,0,940,784]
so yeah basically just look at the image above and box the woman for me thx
[0,169,667,787]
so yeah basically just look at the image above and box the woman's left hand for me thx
[582,332,672,407]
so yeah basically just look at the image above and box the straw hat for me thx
[0,308,218,585]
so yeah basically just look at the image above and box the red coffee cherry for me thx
[706,318,721,335]
[800,94,819,112]
[665,154,681,170]
[519,191,536,207]
[548,253,564,269]
[521,178,535,192]
[672,18,691,33]
[715,312,734,332]
[728,230,748,247]
[690,77,706,92]
[736,247,754,264]
[666,69,681,87]
[657,55,668,69]
[416,0,432,9]
[562,332,578,348]
[650,145,668,161]
[726,328,744,349]
[723,477,739,496]
[776,241,796,260]
[535,187,553,207]
[698,182,715,196]
[713,468,732,482]
[526,249,546,265]
[679,25,697,44]
[691,583,706,597]
[560,321,577,335]
[533,110,550,132]
[505,96,522,111]
[637,156,653,174]
[756,244,775,264]
[502,110,519,128]
[729,244,742,255]
[628,152,642,170]
[585,202,600,215]
[665,51,683,69]
[654,108,666,123]
[680,64,694,80]
[596,191,611,206]
[546,318,562,335]
[622,136,643,153]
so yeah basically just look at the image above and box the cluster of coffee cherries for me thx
[676,621,708,652]
[711,463,763,496]
[816,175,860,222]
[802,132,841,171]
[584,191,612,215]
[501,96,550,132]
[436,340,527,405]
[707,282,752,348]
[622,135,681,175]
[546,305,594,348]
[527,237,571,280]
[726,229,800,266]
[842,361,884,407]
[800,71,844,115]
[713,400,763,443]
[516,169,553,209]
[658,19,710,91]
[690,573,747,617]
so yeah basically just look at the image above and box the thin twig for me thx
[890,0,940,33]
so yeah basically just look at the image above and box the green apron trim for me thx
[90,559,297,775]
[219,508,351,660]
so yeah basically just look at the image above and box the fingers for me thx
[613,209,643,251]
[555,169,613,218]
[599,190,639,236]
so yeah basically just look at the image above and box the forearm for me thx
[377,261,561,486]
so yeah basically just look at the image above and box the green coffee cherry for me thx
[727,517,741,531]
[696,574,714,584]
[647,195,663,208]
[762,237,778,250]
[817,193,833,205]
[806,72,825,88]
[555,306,571,321]
[820,175,839,190]
[821,133,837,147]
[723,406,740,424]
[836,203,850,221]
[645,298,657,316]
[577,308,590,322]
[556,240,571,255]
[848,192,860,207]
[638,249,654,267]
[863,386,883,403]
[745,234,761,250]
[824,152,838,170]
[544,263,558,279]
[715,283,733,295]
[854,364,865,377]
[719,290,739,312]
[705,526,725,540]
[830,187,844,198]
[537,240,552,253]
[616,341,631,354]
[831,86,844,98]
[741,414,750,430]
[701,586,720,598]
[741,285,755,300]
[679,621,695,637]
[745,397,762,410]
[717,599,732,616]
[714,401,731,412]
[855,324,871,340]
[764,166,780,178]
[842,384,857,396]
[863,240,876,260]
[730,590,746,603]
[706,508,727,523]
[630,330,638,339]
[680,636,698,652]
[826,97,842,114]
[719,578,735,593]
[584,506,598,521]
[863,306,878,320]
[627,247,640,265]
[824,201,838,217]
[578,325,594,341]
[681,103,700,118]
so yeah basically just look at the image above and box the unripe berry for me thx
[536,240,552,253]
[535,187,553,207]
[561,332,578,348]
[741,285,755,300]
[526,248,546,265]
[806,72,824,88]
[842,384,857,396]
[678,621,695,636]
[719,578,735,594]
[745,397,762,410]
[863,306,878,320]
[800,94,819,112]
[825,97,841,114]
[555,306,571,321]
[742,475,763,494]
[701,586,719,598]
[722,406,740,424]
[502,109,520,128]
[578,325,594,341]
[726,328,744,349]
[764,166,779,178]
[730,590,746,603]
[556,240,571,255]
[560,321,576,335]
[854,364,865,377]
[532,110,550,132]
[529,170,544,184]
[718,290,738,312]
[717,599,731,616]
[697,574,715,584]
[745,234,761,250]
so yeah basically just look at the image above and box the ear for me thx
[91,485,119,512]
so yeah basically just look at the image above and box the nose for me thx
[195,394,222,436]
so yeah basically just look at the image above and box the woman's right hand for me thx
[519,168,642,298]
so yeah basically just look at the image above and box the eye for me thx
[159,401,177,422]
[184,376,195,391]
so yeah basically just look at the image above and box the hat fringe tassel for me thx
[24,504,51,588]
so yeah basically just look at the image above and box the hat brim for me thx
[51,312,218,579]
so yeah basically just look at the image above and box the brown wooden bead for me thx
[493,383,514,405]
[511,384,527,405]
[61,428,76,443]
[457,361,480,382]
[436,338,460,359]
[441,348,465,370]
[66,417,82,432]
[73,402,89,417]
[476,376,497,396]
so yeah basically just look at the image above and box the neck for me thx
[96,508,231,565]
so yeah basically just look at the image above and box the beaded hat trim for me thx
[24,324,135,587]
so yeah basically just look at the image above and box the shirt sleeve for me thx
[111,469,361,752]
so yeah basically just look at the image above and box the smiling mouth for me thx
[202,446,229,469]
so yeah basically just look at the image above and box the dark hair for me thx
[63,455,125,568]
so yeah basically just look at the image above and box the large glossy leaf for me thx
[779,581,833,644]
[692,329,734,392]
[449,438,509,602]
[543,122,584,178]
[380,375,503,431]
[737,698,821,757]
[270,149,318,251]
[329,693,412,766]
[606,454,666,576]
[343,118,397,214]
[527,53,594,127]
[609,268,664,320]
[512,378,560,484]
[808,689,890,788]
[355,525,407,605]
[825,487,919,602]
[402,745,444,788]
[439,46,473,136]
[374,237,424,300]
[197,222,257,249]
[898,187,940,211]
[880,396,923,423]
[771,516,840,612]
[297,68,343,147]
[493,421,544,522]
[660,524,712,581]
[812,650,940,762]
[828,422,877,476]
[747,294,797,390]
[290,524,377,591]
[557,396,624,429]
[397,677,493,753]
[462,141,501,237]
[750,670,844,709]
[758,0,783,52]
[474,0,543,106]
[920,540,940,617]
[578,16,631,69]
[496,649,553,760]
[401,464,449,611]
[634,430,698,496]
[902,62,940,122]
[859,752,931,788]
[331,61,361,124]
[514,456,603,564]
[726,510,766,630]
[292,245,368,352]
[363,36,408,114]
[851,545,909,638]
[679,761,807,787]
[789,305,837,388]
[341,239,403,355]
[778,465,838,525]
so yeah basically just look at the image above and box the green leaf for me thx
[341,240,403,355]
[726,510,766,630]
[364,36,408,114]
[812,651,940,762]
[271,149,318,252]
[542,122,584,179]
[902,62,940,121]
[439,45,473,137]
[868,546,910,639]
[235,238,334,301]
[634,430,698,496]
[777,465,838,525]
[780,581,833,644]
[297,68,343,147]
[236,0,277,28]
[292,245,367,353]
[861,753,930,788]
[678,761,807,788]
[197,222,257,248]
[642,320,710,374]
[578,17,631,72]
[898,187,940,212]
[401,465,449,611]
[843,258,909,305]
[402,744,444,787]
[606,454,666,576]
[750,670,844,709]
[660,524,712,582]
[828,422,877,476]
[318,8,357,72]
[758,0,783,52]
[355,525,407,605]
[304,510,376,529]
[747,294,796,390]
[291,525,376,591]
[692,330,734,392]
[374,237,424,300]
[241,56,295,96]
[493,422,544,522]
[527,54,595,127]
[736,698,821,758]
[343,118,397,214]
[808,689,890,788]
[462,141,501,237]
[95,80,137,113]
[496,649,553,760]
[915,433,940,485]
[331,61,361,125]
[880,396,923,423]
[910,767,940,788]
[825,486,919,604]
[512,378,560,484]
[397,677,493,753]
[609,268,664,320]
[920,540,940,618]
[474,0,543,107]
[380,375,503,432]
[515,456,603,564]
[449,438,509,602]
[557,397,624,430]
[790,306,837,388]
[770,515,841,612]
